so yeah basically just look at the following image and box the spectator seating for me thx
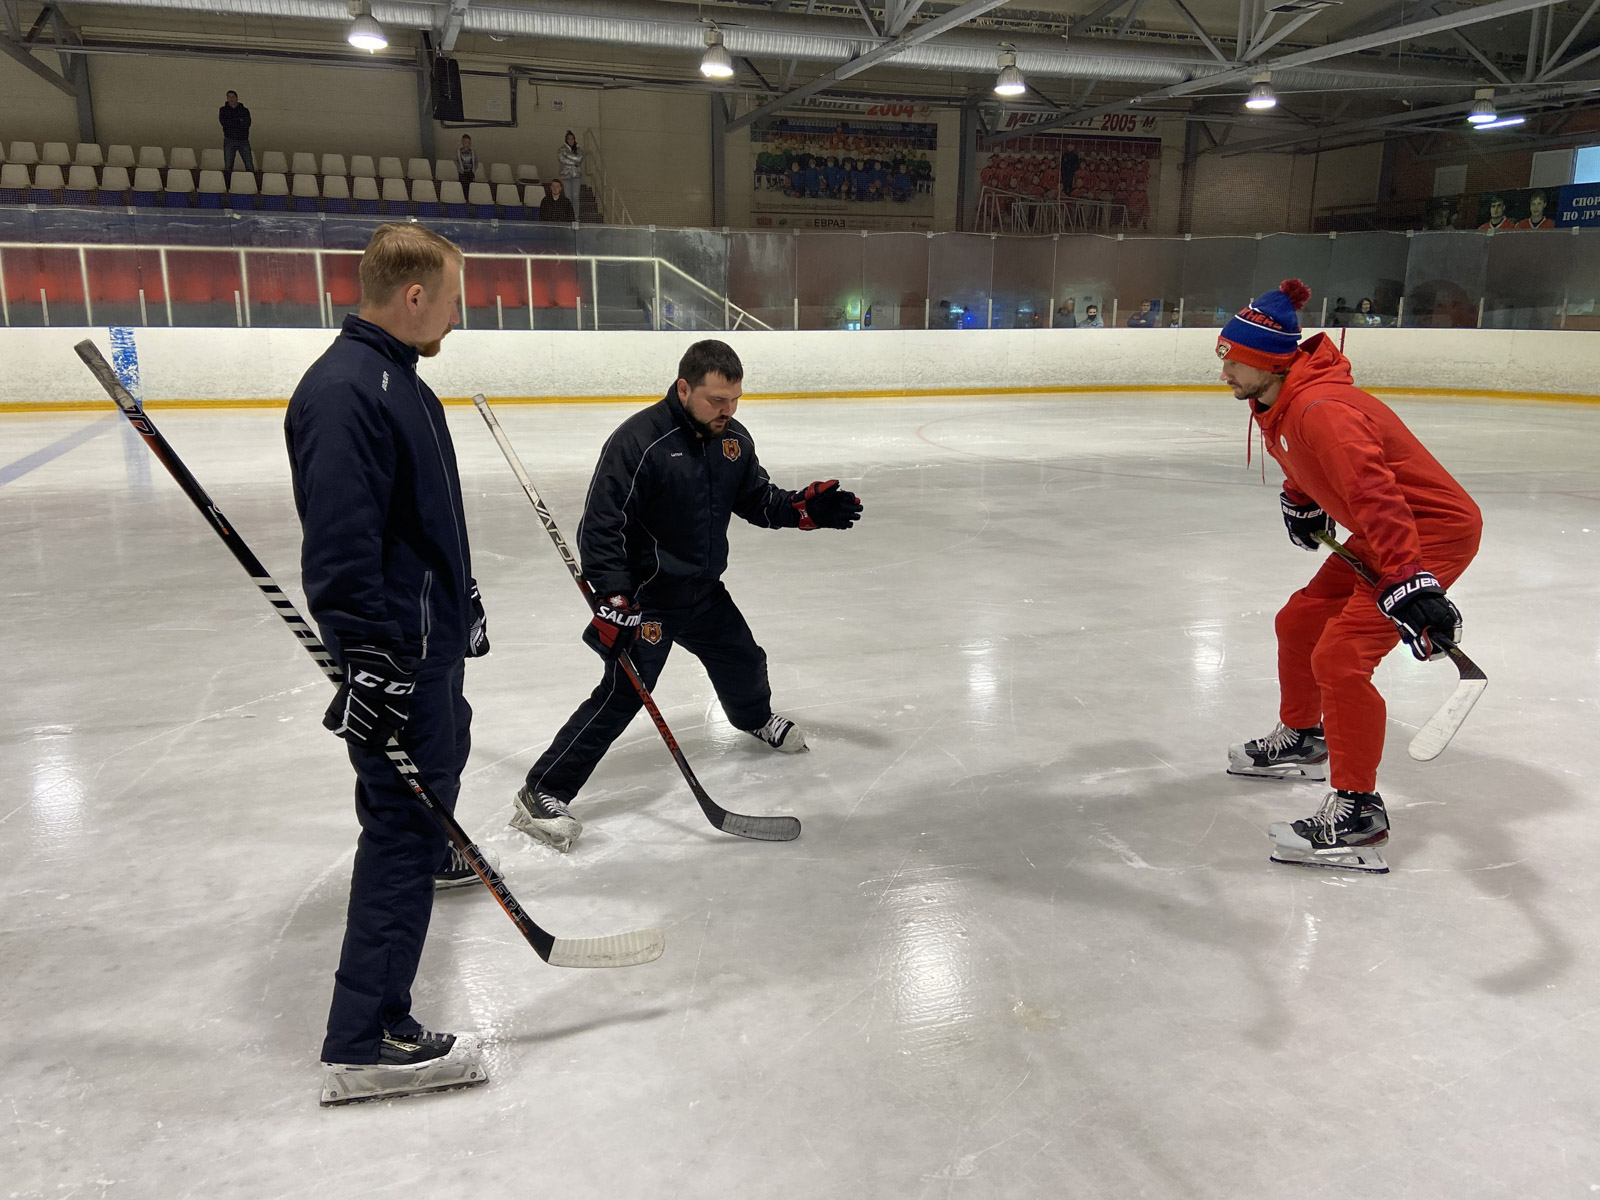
[106,145,135,167]
[350,155,376,178]
[322,175,351,213]
[434,158,455,181]
[407,157,431,180]
[380,176,409,212]
[489,162,513,185]
[517,163,540,183]
[75,143,103,166]
[440,180,467,218]
[133,166,165,206]
[0,163,29,202]
[292,152,318,175]
[29,164,65,203]
[522,184,543,210]
[260,172,290,210]
[138,146,167,169]
[229,171,259,207]
[411,178,440,216]
[9,142,39,165]
[200,148,225,171]
[261,151,288,174]
[377,156,404,179]
[197,170,227,209]
[98,165,130,204]
[64,165,97,203]
[170,147,198,171]
[496,183,524,219]
[352,176,380,215]
[163,168,195,207]
[291,173,319,209]
[321,153,347,178]
[468,181,495,218]
[41,142,72,165]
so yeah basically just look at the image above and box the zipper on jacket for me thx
[420,570,434,659]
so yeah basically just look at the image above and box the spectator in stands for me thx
[1126,299,1158,328]
[1056,298,1077,328]
[1331,296,1353,326]
[558,131,584,217]
[455,135,477,186]
[1355,298,1382,326]
[540,179,575,223]
[1081,303,1104,328]
[219,90,254,181]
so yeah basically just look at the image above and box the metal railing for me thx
[973,186,1131,235]
[580,128,634,228]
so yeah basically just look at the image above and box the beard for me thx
[688,412,729,438]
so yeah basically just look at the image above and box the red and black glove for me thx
[792,479,862,531]
[1377,570,1461,662]
[582,593,642,661]
[1280,491,1334,551]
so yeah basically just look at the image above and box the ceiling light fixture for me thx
[700,27,734,78]
[1475,114,1526,130]
[994,48,1026,97]
[1467,87,1497,125]
[1244,74,1277,110]
[346,3,386,51]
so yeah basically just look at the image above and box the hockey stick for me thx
[470,394,802,843]
[1314,530,1487,762]
[73,339,664,969]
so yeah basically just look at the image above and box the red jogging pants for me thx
[1274,534,1478,793]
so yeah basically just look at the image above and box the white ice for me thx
[2,390,1598,1199]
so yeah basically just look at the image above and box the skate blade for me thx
[1269,847,1389,874]
[1227,763,1328,782]
[433,873,481,891]
[320,1046,488,1107]
[508,811,581,854]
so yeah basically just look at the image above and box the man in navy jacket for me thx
[286,222,491,1103]
[510,340,863,853]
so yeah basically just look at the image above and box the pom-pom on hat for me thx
[1216,279,1311,372]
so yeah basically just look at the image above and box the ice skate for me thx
[510,785,582,853]
[1227,721,1327,781]
[433,844,501,891]
[747,712,807,753]
[320,1030,487,1106]
[1268,790,1389,874]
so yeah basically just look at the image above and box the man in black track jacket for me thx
[510,339,863,853]
[286,222,492,1101]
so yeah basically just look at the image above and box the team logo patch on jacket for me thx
[639,621,663,645]
[723,438,741,462]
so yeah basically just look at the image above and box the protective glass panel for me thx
[0,246,86,326]
[1179,237,1256,329]
[1052,235,1117,329]
[1252,235,1334,326]
[1483,229,1568,329]
[165,249,244,327]
[530,258,594,331]
[462,255,534,331]
[245,251,322,328]
[991,236,1055,329]
[727,232,797,330]
[1113,237,1181,329]
[320,251,363,322]
[1326,232,1408,327]
[862,232,929,330]
[654,228,731,332]
[1558,231,1600,330]
[796,232,865,330]
[1402,231,1486,328]
[926,233,993,329]
[83,248,167,327]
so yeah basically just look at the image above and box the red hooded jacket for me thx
[1252,334,1482,588]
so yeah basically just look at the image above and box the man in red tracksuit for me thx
[1217,279,1483,873]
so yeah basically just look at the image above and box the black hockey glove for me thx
[793,479,862,531]
[467,582,490,658]
[324,647,416,750]
[1377,570,1461,662]
[583,593,641,661]
[1281,492,1334,551]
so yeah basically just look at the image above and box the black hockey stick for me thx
[1314,529,1487,762]
[471,394,801,842]
[73,339,664,969]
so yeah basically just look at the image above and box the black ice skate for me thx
[320,1030,487,1106]
[1268,790,1389,874]
[1227,722,1328,781]
[510,785,582,853]
[433,844,501,891]
[747,713,808,753]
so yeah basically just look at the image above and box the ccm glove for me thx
[582,593,642,661]
[323,647,416,750]
[1281,492,1335,551]
[467,583,490,658]
[1377,570,1462,662]
[793,479,863,531]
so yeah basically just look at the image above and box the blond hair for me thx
[358,222,462,307]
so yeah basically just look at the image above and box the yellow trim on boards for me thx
[5,382,1599,415]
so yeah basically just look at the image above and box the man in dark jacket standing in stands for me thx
[219,90,254,181]
[286,222,493,1105]
[509,339,863,854]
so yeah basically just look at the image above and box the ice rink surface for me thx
[3,388,1597,1199]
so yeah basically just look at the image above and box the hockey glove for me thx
[583,594,642,661]
[1281,492,1335,551]
[467,582,490,658]
[324,647,417,750]
[793,479,862,531]
[1377,570,1461,662]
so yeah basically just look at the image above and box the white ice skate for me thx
[747,713,807,753]
[1268,790,1389,874]
[320,1030,487,1106]
[1228,722,1328,781]
[510,785,582,853]
[433,844,501,891]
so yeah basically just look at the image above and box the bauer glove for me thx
[1281,491,1334,551]
[467,582,490,658]
[583,593,642,661]
[793,479,862,531]
[1377,570,1461,662]
[324,646,417,750]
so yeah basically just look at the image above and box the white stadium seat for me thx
[138,146,167,169]
[132,166,165,191]
[261,172,290,196]
[200,148,225,171]
[1,164,33,189]
[169,147,198,171]
[197,170,227,194]
[9,141,39,165]
[99,165,131,191]
[32,164,66,189]
[291,152,318,175]
[411,179,438,203]
[260,151,288,174]
[495,183,520,207]
[40,142,72,165]
[75,144,104,166]
[352,177,380,200]
[406,157,432,180]
[229,171,258,196]
[321,176,351,200]
[434,158,455,181]
[164,168,195,193]
[321,153,347,177]
[488,162,513,185]
[66,165,100,189]
[106,145,136,167]
[349,155,376,178]
[516,163,540,183]
[438,181,466,204]
[291,173,320,198]
[467,181,493,205]
[380,177,409,202]
[522,184,543,207]
[377,156,404,179]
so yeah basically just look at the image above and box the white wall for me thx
[4,327,1597,409]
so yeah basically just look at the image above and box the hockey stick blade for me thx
[74,338,665,969]
[1312,530,1487,761]
[470,393,801,843]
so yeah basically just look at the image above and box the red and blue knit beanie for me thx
[1216,279,1311,372]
